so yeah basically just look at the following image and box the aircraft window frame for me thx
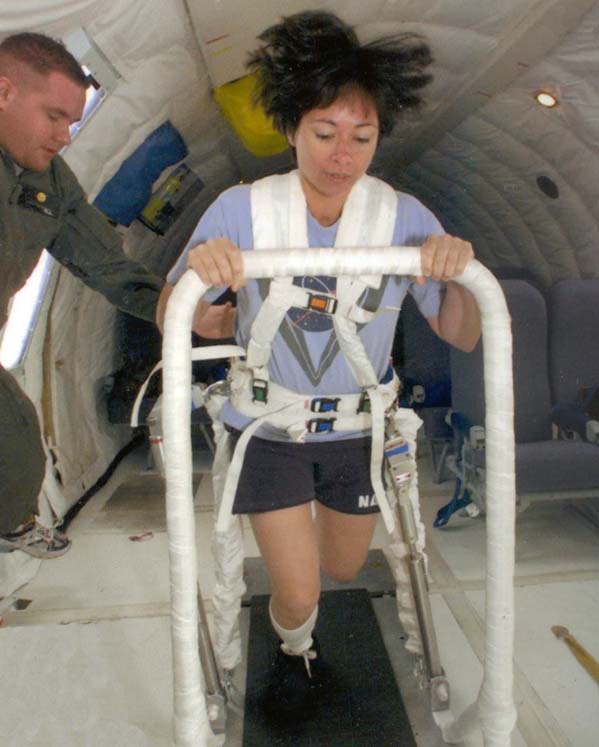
[0,251,54,370]
[69,67,106,140]
[64,28,120,140]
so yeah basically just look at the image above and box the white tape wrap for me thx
[162,248,516,747]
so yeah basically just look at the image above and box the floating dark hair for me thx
[0,32,87,87]
[247,10,433,137]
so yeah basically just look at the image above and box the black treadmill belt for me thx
[243,588,417,746]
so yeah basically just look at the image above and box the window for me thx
[0,252,53,369]
[69,67,106,140]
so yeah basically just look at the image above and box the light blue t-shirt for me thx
[168,183,445,440]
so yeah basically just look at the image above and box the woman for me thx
[160,10,480,715]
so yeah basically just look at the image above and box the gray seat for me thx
[440,279,599,524]
[548,278,599,524]
[394,292,453,482]
[549,278,599,407]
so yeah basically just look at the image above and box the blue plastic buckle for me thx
[307,418,335,434]
[310,397,340,413]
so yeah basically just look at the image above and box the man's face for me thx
[0,68,86,171]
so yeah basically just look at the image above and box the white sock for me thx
[269,601,318,655]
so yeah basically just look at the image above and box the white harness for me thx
[216,171,401,532]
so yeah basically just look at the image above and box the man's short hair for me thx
[0,32,88,87]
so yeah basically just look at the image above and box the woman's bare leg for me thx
[315,503,378,582]
[249,503,321,629]
[250,502,378,627]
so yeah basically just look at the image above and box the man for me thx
[0,32,165,558]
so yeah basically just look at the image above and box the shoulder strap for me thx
[247,172,301,372]
[251,170,307,249]
[334,175,398,386]
[246,172,398,384]
[335,174,398,303]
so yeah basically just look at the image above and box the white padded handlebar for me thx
[162,248,516,747]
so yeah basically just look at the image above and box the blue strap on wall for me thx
[94,120,188,226]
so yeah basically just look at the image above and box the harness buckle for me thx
[358,391,371,413]
[310,397,340,413]
[252,378,268,403]
[307,417,335,434]
[307,293,337,314]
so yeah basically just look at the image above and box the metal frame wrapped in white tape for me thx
[162,247,516,747]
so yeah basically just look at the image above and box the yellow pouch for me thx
[213,73,288,157]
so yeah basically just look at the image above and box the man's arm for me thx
[46,161,164,322]
[49,197,164,322]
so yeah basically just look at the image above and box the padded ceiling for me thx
[185,0,599,289]
[383,1,599,287]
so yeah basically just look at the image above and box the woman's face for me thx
[288,89,379,211]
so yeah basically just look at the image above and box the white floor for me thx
[1,443,598,746]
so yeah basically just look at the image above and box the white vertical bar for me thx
[162,248,516,746]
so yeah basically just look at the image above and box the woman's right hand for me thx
[187,238,245,291]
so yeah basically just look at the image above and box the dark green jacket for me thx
[1,148,163,327]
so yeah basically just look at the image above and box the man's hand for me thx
[192,301,236,339]
[156,285,236,339]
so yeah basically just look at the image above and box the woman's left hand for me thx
[415,234,474,284]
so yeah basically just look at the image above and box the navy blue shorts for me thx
[228,431,380,516]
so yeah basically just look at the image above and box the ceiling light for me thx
[534,91,558,108]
